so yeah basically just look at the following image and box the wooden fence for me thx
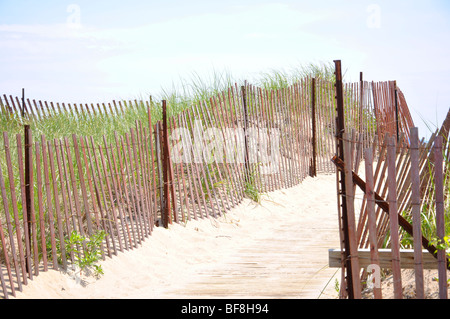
[330,108,450,299]
[0,71,414,298]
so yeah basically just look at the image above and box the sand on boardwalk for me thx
[11,174,341,299]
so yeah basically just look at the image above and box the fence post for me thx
[161,100,171,228]
[334,59,356,299]
[311,78,317,177]
[25,124,36,276]
[23,88,33,275]
[154,122,164,227]
[241,86,250,186]
[343,132,361,298]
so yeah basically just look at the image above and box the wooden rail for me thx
[331,113,450,299]
[328,249,439,269]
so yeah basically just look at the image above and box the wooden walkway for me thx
[162,176,342,299]
[10,174,342,299]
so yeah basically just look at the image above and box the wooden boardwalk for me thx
[162,177,342,299]
[10,175,342,299]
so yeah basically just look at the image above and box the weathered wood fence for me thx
[0,71,414,299]
[331,107,450,299]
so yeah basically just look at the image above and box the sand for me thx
[11,174,342,299]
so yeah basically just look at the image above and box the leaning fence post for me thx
[343,132,361,299]
[334,59,355,299]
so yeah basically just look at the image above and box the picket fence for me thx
[0,70,414,298]
[331,109,450,299]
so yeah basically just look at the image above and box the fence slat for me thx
[40,135,58,270]
[102,137,128,250]
[169,117,187,223]
[87,137,113,256]
[34,141,48,271]
[410,127,424,299]
[47,141,67,269]
[213,94,240,206]
[200,100,229,213]
[142,126,156,231]
[108,138,132,251]
[16,134,33,279]
[54,139,75,264]
[113,133,138,249]
[59,138,82,262]
[103,136,128,252]
[364,148,382,299]
[4,132,28,285]
[434,135,447,299]
[98,142,123,253]
[179,113,201,220]
[79,137,101,232]
[0,254,8,298]
[24,127,39,276]
[0,146,22,296]
[387,135,403,299]
[0,164,15,297]
[72,135,94,236]
[63,137,86,241]
[123,133,144,242]
[146,105,159,225]
[225,88,246,198]
[185,110,214,218]
[136,121,154,233]
[343,132,361,298]
[190,103,220,218]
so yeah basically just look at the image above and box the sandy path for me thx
[12,174,341,299]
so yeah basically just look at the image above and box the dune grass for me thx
[0,62,338,144]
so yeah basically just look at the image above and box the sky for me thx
[0,0,449,138]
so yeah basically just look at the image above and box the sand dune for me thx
[12,174,341,299]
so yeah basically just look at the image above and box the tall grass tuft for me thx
[257,62,336,90]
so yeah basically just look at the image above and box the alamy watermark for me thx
[366,4,382,29]
[66,4,82,29]
[170,121,281,174]
[366,264,381,289]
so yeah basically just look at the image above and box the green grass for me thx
[0,62,380,273]
[0,62,339,142]
[397,130,450,250]
[256,62,336,90]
